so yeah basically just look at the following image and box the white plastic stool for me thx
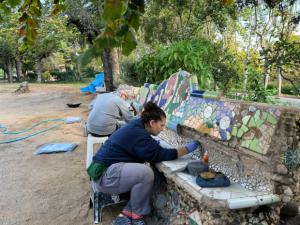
[86,134,108,169]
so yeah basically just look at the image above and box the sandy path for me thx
[0,84,98,225]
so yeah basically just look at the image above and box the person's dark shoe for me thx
[132,218,146,225]
[112,215,132,225]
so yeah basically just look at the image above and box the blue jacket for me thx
[93,119,178,166]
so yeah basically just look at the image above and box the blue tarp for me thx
[80,72,105,94]
[34,143,78,155]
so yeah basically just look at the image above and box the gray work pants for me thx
[93,162,155,216]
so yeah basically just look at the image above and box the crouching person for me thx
[87,102,200,225]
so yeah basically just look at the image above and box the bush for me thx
[267,83,300,95]
[120,58,142,86]
[246,70,277,103]
[121,39,240,90]
[50,70,77,82]
[81,67,96,78]
[42,71,52,82]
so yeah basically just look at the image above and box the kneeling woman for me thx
[89,102,200,225]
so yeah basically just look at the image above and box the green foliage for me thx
[42,71,52,82]
[135,39,218,87]
[102,0,128,22]
[212,53,240,93]
[268,82,300,95]
[142,0,236,45]
[120,57,141,86]
[247,69,276,102]
[121,39,239,90]
[71,0,145,65]
[262,37,300,95]
[80,67,97,78]
[50,70,78,82]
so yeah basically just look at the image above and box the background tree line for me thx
[0,0,299,102]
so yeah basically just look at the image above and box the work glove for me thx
[185,140,201,153]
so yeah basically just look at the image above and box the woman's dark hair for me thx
[141,102,166,124]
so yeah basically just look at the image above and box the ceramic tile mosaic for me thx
[136,86,150,106]
[128,71,300,224]
[134,70,282,155]
[168,97,280,154]
[231,107,280,154]
[169,97,235,141]
[145,84,158,102]
[157,129,273,192]
[282,144,300,170]
[151,71,193,119]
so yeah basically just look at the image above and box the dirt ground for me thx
[0,83,121,225]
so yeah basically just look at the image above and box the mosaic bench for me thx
[154,133,281,208]
[149,99,300,224]
[132,70,300,224]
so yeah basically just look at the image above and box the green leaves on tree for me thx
[122,39,226,87]
[102,0,128,22]
[51,3,65,16]
[116,24,129,36]
[122,28,137,55]
[76,0,140,65]
[130,0,144,12]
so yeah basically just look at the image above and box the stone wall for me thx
[151,178,279,225]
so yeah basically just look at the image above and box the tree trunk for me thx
[15,57,23,82]
[3,66,8,80]
[35,59,43,83]
[101,48,121,92]
[277,66,282,96]
[243,56,250,93]
[263,58,270,89]
[7,58,13,83]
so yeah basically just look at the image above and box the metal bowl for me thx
[66,103,81,108]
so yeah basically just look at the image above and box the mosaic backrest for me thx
[131,70,300,194]
[136,86,150,106]
[133,84,157,112]
[135,70,300,168]
[169,97,281,155]
[170,98,300,193]
[150,70,196,117]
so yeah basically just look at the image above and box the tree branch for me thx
[280,67,299,94]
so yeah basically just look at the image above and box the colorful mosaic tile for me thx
[135,70,281,155]
[146,84,158,102]
[230,107,280,154]
[151,80,167,107]
[169,97,234,141]
[242,115,251,125]
[137,86,150,106]
[266,113,277,125]
[283,144,300,170]
[151,71,193,119]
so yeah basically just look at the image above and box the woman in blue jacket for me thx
[91,102,200,225]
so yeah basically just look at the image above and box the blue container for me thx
[190,90,205,98]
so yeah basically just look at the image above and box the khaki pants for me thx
[93,162,155,216]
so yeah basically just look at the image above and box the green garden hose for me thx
[0,118,66,144]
